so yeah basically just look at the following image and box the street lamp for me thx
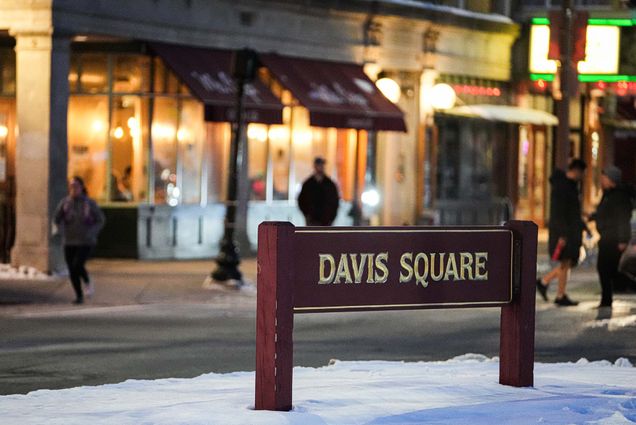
[211,48,258,285]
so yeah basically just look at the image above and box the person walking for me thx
[54,176,105,304]
[587,165,633,308]
[537,159,587,306]
[298,157,340,226]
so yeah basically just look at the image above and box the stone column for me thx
[10,31,70,274]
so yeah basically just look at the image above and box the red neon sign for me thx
[453,84,502,97]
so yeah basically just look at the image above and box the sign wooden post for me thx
[255,222,294,411]
[255,220,537,411]
[500,220,537,387]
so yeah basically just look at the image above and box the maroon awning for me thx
[149,43,283,125]
[259,53,407,132]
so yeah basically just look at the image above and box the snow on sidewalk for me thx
[1,354,635,425]
[0,263,51,280]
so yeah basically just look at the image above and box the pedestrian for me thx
[536,159,587,306]
[297,157,340,226]
[54,176,105,304]
[587,165,633,308]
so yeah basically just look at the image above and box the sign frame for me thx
[255,220,537,411]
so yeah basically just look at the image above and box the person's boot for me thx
[536,278,548,301]
[554,294,578,307]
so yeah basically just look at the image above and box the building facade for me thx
[0,0,520,272]
[513,0,636,221]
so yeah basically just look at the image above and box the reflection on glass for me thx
[153,97,178,205]
[110,95,149,202]
[68,96,109,201]
[243,104,360,203]
[113,55,150,93]
[0,112,8,183]
[153,58,180,94]
[78,54,108,93]
[69,55,80,93]
[179,99,204,204]
[247,124,268,200]
[269,124,290,200]
[0,48,16,95]
[206,122,231,203]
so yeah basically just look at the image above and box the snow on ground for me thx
[359,0,514,24]
[0,263,50,280]
[2,355,635,425]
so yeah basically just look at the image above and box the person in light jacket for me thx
[54,176,105,304]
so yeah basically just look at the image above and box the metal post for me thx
[211,49,257,284]
[555,0,573,170]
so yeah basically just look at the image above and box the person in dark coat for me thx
[537,159,587,306]
[54,176,105,304]
[587,165,634,308]
[298,157,340,226]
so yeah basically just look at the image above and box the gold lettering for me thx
[430,253,445,281]
[459,252,474,280]
[475,252,488,280]
[399,252,413,283]
[366,253,375,283]
[443,253,459,281]
[414,252,430,287]
[335,253,353,284]
[374,252,389,283]
[350,254,368,284]
[318,254,336,284]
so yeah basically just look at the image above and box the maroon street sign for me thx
[255,221,538,411]
[293,228,513,312]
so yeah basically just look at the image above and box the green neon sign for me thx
[530,73,636,83]
[531,17,635,26]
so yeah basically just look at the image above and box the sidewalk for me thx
[0,240,631,316]
[0,258,258,316]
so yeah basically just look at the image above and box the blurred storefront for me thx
[523,15,636,218]
[0,40,15,263]
[419,74,557,225]
[0,0,519,271]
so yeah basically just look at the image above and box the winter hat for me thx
[602,165,622,184]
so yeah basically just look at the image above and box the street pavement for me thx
[1,244,635,395]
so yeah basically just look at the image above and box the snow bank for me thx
[1,356,635,425]
[361,0,514,25]
[0,263,50,280]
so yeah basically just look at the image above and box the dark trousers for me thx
[64,245,92,300]
[597,240,622,306]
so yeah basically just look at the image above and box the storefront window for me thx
[269,124,291,200]
[247,123,268,200]
[436,117,508,202]
[68,96,109,201]
[0,47,16,95]
[68,48,211,206]
[110,95,149,202]
[153,58,180,94]
[0,100,14,184]
[206,122,230,203]
[178,99,204,204]
[77,54,108,94]
[334,129,358,201]
[244,102,358,203]
[152,97,178,205]
[113,55,150,93]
